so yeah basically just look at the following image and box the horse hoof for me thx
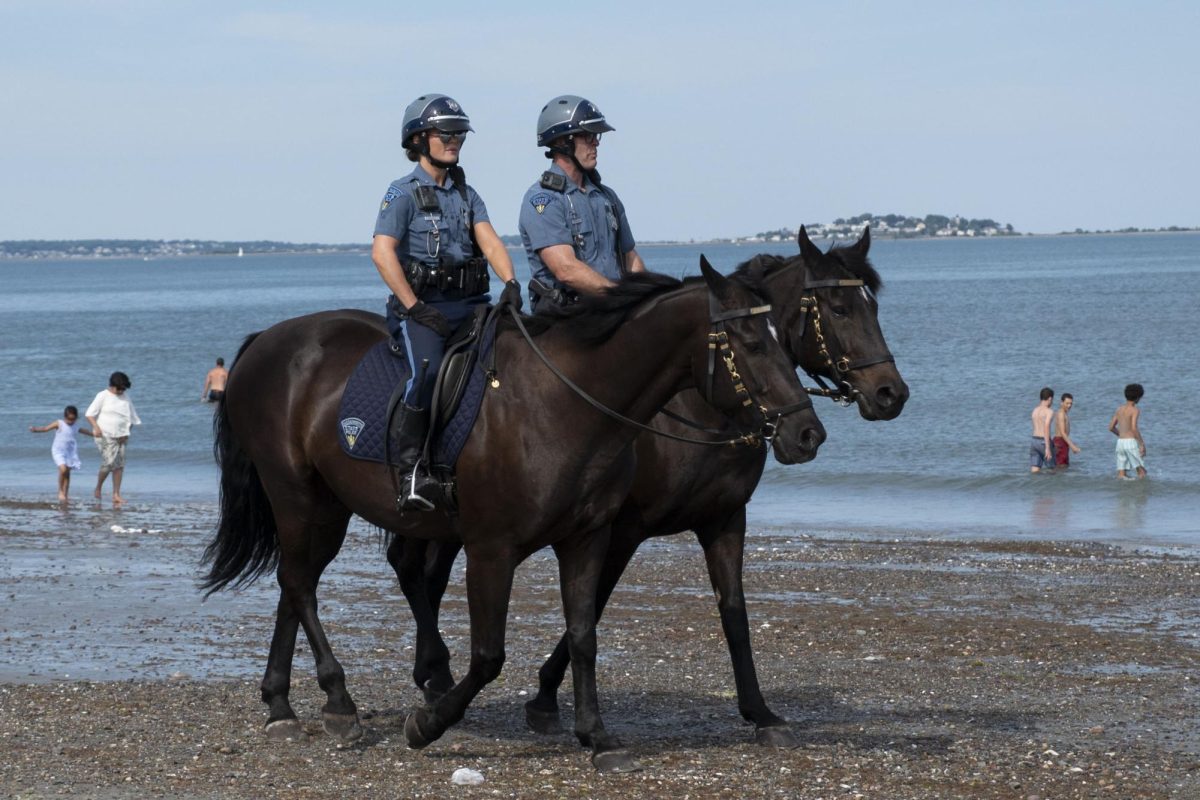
[322,712,363,742]
[755,724,800,749]
[264,718,306,742]
[524,701,564,735]
[592,748,642,773]
[404,709,439,749]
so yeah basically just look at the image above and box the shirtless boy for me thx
[1052,393,1081,468]
[202,357,228,403]
[1030,387,1055,473]
[1109,383,1147,479]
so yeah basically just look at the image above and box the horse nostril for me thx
[876,385,895,407]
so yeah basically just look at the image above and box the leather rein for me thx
[505,287,811,448]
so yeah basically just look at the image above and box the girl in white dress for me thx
[29,405,95,502]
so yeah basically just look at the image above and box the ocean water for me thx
[1,233,1197,548]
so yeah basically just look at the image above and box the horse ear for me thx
[850,225,871,255]
[700,255,734,301]
[797,225,823,262]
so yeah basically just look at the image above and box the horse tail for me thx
[201,331,280,596]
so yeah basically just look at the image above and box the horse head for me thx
[758,226,909,421]
[698,256,826,464]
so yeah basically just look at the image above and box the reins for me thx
[503,287,809,448]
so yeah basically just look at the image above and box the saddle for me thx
[337,305,499,482]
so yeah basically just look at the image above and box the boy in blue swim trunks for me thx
[1109,383,1147,479]
[1029,386,1055,473]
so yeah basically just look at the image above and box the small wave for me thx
[758,464,1197,497]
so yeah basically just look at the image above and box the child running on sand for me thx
[1109,383,1147,479]
[29,405,96,502]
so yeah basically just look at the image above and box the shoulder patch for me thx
[530,192,554,214]
[380,187,401,212]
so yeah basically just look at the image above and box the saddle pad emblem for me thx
[340,417,366,449]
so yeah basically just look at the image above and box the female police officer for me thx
[372,93,520,510]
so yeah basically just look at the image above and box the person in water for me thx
[202,357,228,402]
[1029,386,1055,473]
[1052,392,1081,468]
[30,405,95,502]
[85,371,141,506]
[1109,383,1147,479]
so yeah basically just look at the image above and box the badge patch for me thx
[340,417,365,449]
[381,187,400,212]
[530,192,553,214]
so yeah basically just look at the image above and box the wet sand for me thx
[1,511,1198,798]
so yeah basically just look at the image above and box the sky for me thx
[1,1,1197,242]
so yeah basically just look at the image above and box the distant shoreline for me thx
[1,228,1196,260]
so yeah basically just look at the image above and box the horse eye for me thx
[831,305,849,317]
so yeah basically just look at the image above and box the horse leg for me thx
[525,515,644,736]
[554,527,641,772]
[260,590,305,741]
[263,509,361,742]
[387,536,461,702]
[697,506,797,748]
[404,545,514,750]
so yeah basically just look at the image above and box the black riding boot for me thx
[389,403,441,511]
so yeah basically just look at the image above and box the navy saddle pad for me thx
[336,310,498,470]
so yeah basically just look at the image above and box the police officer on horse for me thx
[372,93,521,510]
[518,95,644,313]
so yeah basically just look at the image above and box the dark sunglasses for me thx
[434,130,467,144]
[574,132,602,145]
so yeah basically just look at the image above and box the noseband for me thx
[506,284,811,448]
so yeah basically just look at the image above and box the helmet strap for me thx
[546,135,590,178]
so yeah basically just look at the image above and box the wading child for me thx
[1108,383,1147,479]
[29,405,95,502]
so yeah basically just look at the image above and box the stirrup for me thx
[399,464,439,512]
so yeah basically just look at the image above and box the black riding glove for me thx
[499,279,523,312]
[406,301,451,337]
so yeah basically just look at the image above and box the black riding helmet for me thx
[402,93,473,166]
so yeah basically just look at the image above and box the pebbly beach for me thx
[1,505,1197,799]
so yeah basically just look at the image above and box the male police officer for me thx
[518,95,644,312]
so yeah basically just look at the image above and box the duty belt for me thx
[405,257,490,296]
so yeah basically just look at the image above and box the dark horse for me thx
[391,227,909,748]
[201,260,826,771]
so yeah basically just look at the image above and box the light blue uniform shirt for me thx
[374,165,489,274]
[518,164,635,289]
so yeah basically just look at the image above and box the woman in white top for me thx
[85,371,141,505]
[29,404,95,502]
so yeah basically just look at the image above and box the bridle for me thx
[506,284,812,448]
[768,260,896,406]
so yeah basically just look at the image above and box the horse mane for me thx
[504,271,686,344]
[732,243,883,295]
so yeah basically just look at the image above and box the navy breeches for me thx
[386,292,488,407]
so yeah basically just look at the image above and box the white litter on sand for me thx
[450,767,485,786]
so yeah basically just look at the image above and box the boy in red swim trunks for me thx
[1052,393,1081,468]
